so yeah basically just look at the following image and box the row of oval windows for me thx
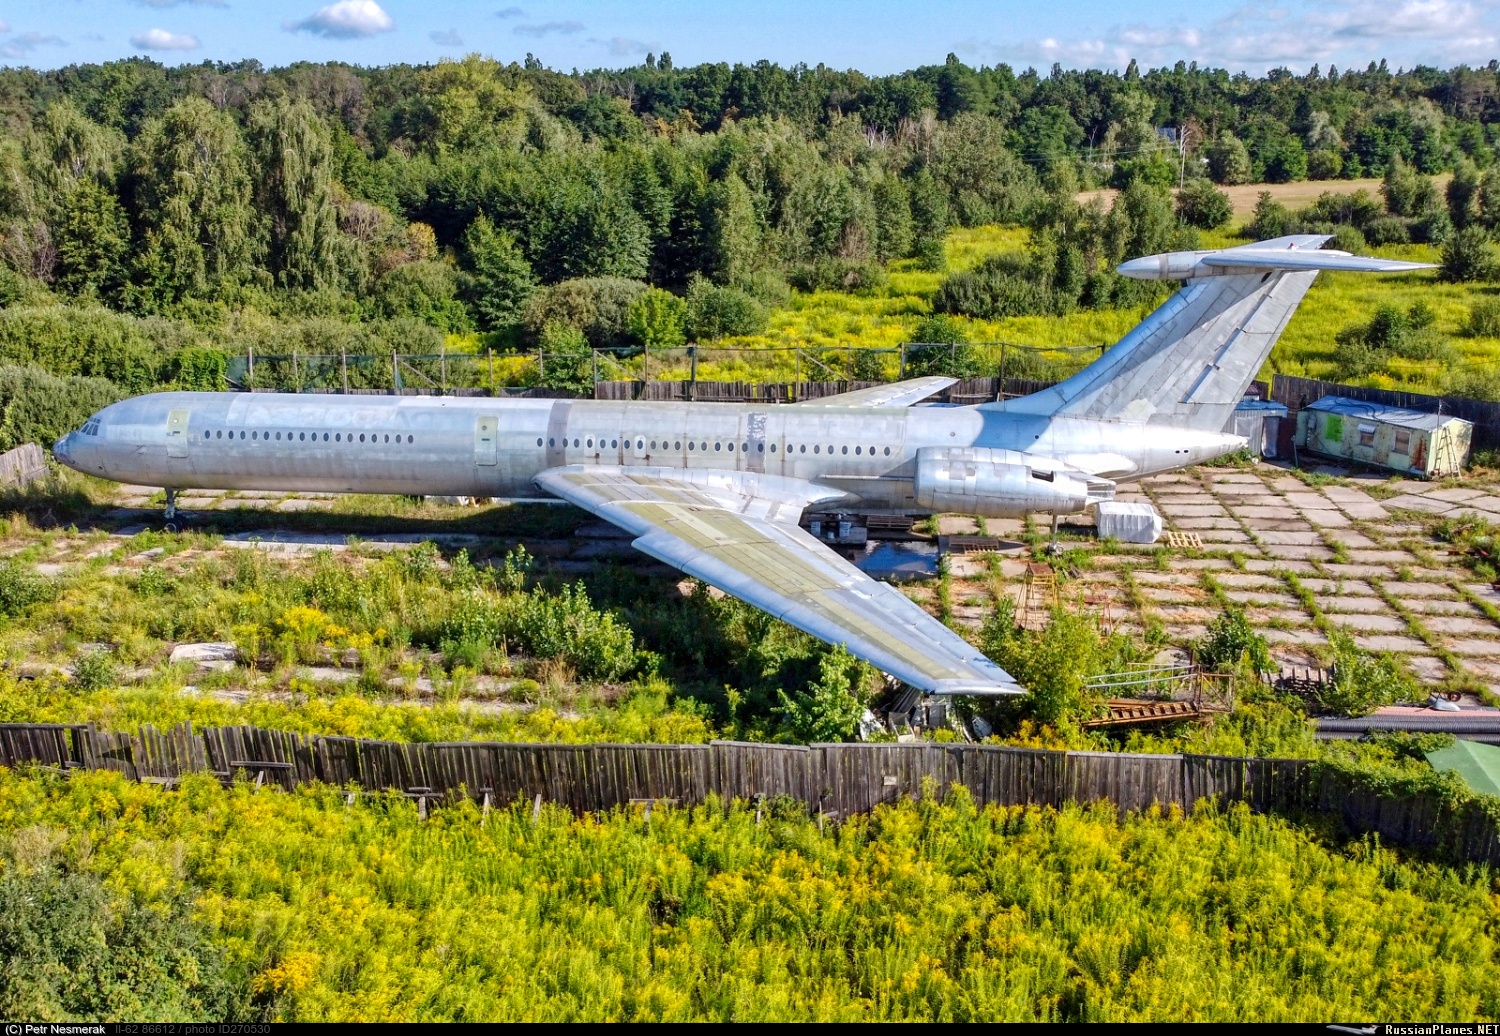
[540,436,893,457]
[205,430,416,444]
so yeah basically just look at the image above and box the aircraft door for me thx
[474,415,498,466]
[744,412,767,473]
[166,409,190,459]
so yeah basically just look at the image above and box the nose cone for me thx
[53,432,76,470]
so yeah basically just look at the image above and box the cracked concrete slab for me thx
[1256,531,1326,545]
[1321,531,1378,548]
[1171,517,1243,530]
[1346,550,1417,565]
[1325,613,1410,633]
[1420,616,1499,635]
[1353,634,1430,652]
[1263,628,1328,646]
[1285,492,1337,510]
[1340,504,1390,520]
[1261,544,1335,561]
[1317,596,1392,613]
[1383,582,1458,598]
[1223,589,1301,607]
[1443,638,1500,656]
[1405,598,1481,615]
[1199,530,1256,544]
[1302,510,1352,528]
[1385,495,1452,514]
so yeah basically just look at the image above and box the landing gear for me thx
[163,489,181,534]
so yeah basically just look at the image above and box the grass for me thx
[598,220,1495,398]
[4,767,1498,1022]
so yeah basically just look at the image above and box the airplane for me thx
[53,236,1435,698]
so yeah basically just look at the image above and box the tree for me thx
[461,213,536,331]
[684,276,764,340]
[699,173,759,284]
[54,181,129,300]
[870,175,913,263]
[775,645,867,743]
[1206,132,1252,185]
[130,96,259,305]
[247,97,343,291]
[1176,178,1233,230]
[1442,226,1497,282]
[626,287,686,349]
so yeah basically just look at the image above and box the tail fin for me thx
[983,236,1435,431]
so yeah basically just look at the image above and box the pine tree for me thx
[55,181,129,300]
[462,213,537,331]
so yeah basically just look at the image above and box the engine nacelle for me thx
[913,447,1115,517]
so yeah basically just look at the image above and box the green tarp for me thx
[1425,739,1500,797]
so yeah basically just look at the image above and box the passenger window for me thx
[700,442,707,451]
[408,435,413,443]
[759,443,765,452]
[548,437,554,447]
[638,439,644,449]
[359,434,365,443]
[726,442,733,452]
[800,445,806,453]
[842,445,848,455]
[252,431,258,440]
[689,442,696,451]
[537,437,543,447]
[770,444,776,453]
[674,441,681,449]
[587,438,594,448]
[715,442,722,452]
[573,438,579,448]
[650,440,657,449]
[884,447,891,455]
[813,445,820,454]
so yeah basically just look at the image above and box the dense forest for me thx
[0,53,1499,440]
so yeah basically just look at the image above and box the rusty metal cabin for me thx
[1296,395,1473,478]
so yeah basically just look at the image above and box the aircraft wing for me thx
[790,376,957,408]
[533,465,1022,696]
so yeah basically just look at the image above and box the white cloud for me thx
[0,32,65,59]
[131,28,201,51]
[430,28,463,47]
[496,6,526,17]
[514,20,584,38]
[962,0,1500,73]
[286,1,395,39]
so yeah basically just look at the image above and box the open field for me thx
[1079,176,1454,223]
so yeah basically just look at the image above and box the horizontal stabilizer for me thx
[1118,236,1437,281]
[1202,250,1436,275]
[791,375,957,408]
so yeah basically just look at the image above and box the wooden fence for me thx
[3,721,1497,863]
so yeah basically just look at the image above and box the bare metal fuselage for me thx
[54,392,1244,509]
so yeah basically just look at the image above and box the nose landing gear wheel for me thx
[162,489,181,535]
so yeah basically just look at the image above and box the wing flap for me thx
[536,465,1021,696]
[790,376,957,408]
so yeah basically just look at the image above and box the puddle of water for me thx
[855,540,939,582]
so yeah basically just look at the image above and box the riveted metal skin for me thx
[51,239,1436,697]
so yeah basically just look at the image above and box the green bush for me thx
[0,363,123,452]
[775,645,868,743]
[1466,297,1500,337]
[1442,226,1498,283]
[0,830,236,1021]
[684,278,766,340]
[523,277,648,348]
[441,580,637,682]
[1196,610,1272,674]
[0,559,56,617]
[626,287,687,349]
[788,258,887,294]
[1326,224,1368,254]
[72,649,118,692]
[1318,629,1420,716]
[1176,179,1233,230]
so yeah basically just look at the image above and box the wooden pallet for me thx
[1164,530,1204,550]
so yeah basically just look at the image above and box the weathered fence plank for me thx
[1,722,1497,865]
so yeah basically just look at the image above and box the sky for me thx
[1,0,1497,75]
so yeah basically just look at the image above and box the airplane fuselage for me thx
[54,392,1244,510]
